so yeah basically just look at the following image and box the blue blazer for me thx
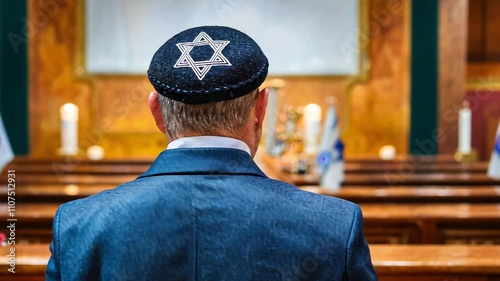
[46,148,377,281]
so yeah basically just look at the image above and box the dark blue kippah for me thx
[148,26,269,104]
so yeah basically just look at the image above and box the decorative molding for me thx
[467,62,500,90]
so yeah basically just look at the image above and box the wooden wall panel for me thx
[343,0,410,156]
[29,0,410,159]
[467,0,484,61]
[468,0,500,61]
[484,0,500,60]
[93,76,155,133]
[29,0,93,157]
[438,0,468,155]
[28,0,165,158]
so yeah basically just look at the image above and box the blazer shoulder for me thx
[274,179,360,215]
[260,178,361,228]
[57,179,140,214]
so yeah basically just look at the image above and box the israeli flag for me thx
[0,114,14,174]
[487,120,500,179]
[316,101,344,189]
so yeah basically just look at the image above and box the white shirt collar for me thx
[167,136,251,156]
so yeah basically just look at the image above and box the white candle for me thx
[60,103,79,155]
[304,103,322,155]
[379,145,396,160]
[458,101,471,154]
[87,145,104,160]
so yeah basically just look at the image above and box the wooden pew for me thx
[279,172,500,186]
[301,186,500,203]
[1,174,136,185]
[262,155,489,174]
[4,160,149,175]
[361,204,500,244]
[260,155,499,185]
[371,245,500,281]
[0,244,48,281]
[0,184,115,202]
[2,203,499,244]
[340,162,489,174]
[1,244,499,281]
[0,204,58,243]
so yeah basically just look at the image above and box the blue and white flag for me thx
[0,114,14,174]
[316,101,344,189]
[487,120,500,179]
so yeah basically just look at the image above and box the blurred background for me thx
[0,0,498,160]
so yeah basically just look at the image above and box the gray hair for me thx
[158,89,259,139]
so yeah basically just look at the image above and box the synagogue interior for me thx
[1,0,500,280]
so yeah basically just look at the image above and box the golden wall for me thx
[29,0,410,159]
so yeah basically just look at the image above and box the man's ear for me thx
[255,88,269,129]
[148,92,167,134]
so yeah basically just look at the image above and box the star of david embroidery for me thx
[173,32,232,80]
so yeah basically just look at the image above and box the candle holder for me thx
[454,149,478,163]
[56,147,81,159]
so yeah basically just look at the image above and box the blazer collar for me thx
[138,148,267,179]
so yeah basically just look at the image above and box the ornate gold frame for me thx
[467,80,500,91]
[467,62,500,91]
